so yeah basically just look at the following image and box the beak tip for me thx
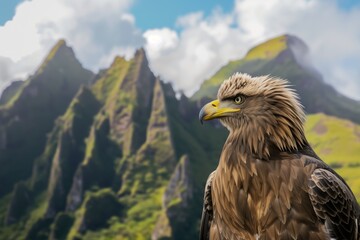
[199,107,205,124]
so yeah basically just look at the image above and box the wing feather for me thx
[308,168,360,240]
[200,171,215,240]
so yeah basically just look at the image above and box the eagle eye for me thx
[234,96,242,104]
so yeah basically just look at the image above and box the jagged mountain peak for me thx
[91,47,156,157]
[133,47,150,71]
[54,38,67,47]
[110,55,128,68]
[105,49,148,78]
[43,39,73,63]
[134,47,146,58]
[36,39,90,77]
[0,39,94,197]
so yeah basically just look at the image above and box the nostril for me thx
[212,104,216,107]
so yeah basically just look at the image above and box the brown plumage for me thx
[199,73,360,240]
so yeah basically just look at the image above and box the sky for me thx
[0,0,360,100]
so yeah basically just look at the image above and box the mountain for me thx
[0,36,359,240]
[192,34,360,124]
[0,45,221,239]
[0,40,93,197]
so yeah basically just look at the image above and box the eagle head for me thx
[199,73,307,154]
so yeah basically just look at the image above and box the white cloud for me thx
[0,0,144,93]
[144,10,249,95]
[143,28,179,59]
[1,0,359,100]
[0,56,14,92]
[144,0,360,100]
[176,12,204,28]
[234,0,360,100]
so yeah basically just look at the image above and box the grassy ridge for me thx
[305,113,360,201]
[305,113,360,165]
[192,34,360,125]
[192,35,288,100]
[244,35,288,61]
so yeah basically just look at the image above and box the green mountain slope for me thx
[305,113,360,200]
[0,46,194,239]
[0,40,93,197]
[192,34,360,124]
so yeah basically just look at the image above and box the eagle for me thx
[198,73,360,240]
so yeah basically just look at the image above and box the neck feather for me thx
[226,118,307,160]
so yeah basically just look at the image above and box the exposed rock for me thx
[152,155,193,240]
[66,167,83,212]
[45,133,69,218]
[121,78,176,196]
[146,78,172,144]
[66,117,119,212]
[151,212,172,240]
[163,155,193,210]
[109,48,155,155]
[45,87,100,217]
[0,39,93,197]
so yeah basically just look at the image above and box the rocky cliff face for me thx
[0,40,93,197]
[164,155,193,211]
[99,49,156,156]
[45,87,100,218]
[0,42,202,240]
[152,155,193,240]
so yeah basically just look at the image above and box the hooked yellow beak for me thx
[199,99,240,124]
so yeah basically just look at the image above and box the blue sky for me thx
[131,0,233,30]
[0,0,235,28]
[0,0,22,25]
[1,0,359,28]
[0,0,360,99]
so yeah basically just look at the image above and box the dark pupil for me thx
[235,97,241,103]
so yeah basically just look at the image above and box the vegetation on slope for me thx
[244,35,288,61]
[192,34,360,125]
[192,34,290,101]
[0,40,93,197]
[305,113,360,201]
